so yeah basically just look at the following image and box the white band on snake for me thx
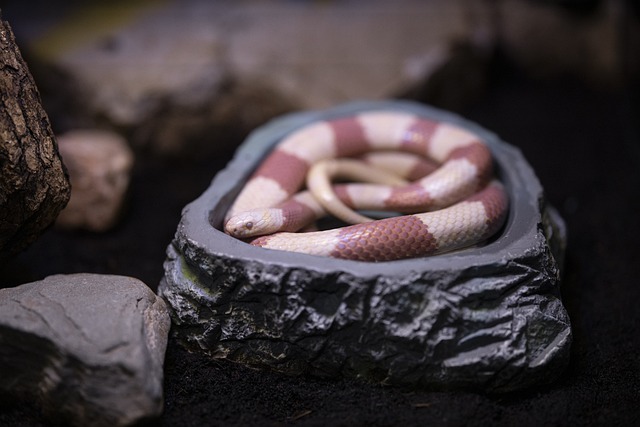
[224,111,509,262]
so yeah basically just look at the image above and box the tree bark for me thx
[0,13,70,262]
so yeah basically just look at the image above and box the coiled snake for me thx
[224,111,508,262]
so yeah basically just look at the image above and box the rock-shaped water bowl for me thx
[159,101,570,392]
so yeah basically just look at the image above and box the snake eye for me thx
[245,221,253,230]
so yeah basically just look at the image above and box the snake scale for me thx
[224,111,509,261]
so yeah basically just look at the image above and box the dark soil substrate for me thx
[1,57,639,426]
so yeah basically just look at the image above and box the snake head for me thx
[224,209,281,238]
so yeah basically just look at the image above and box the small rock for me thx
[55,130,134,232]
[0,274,171,427]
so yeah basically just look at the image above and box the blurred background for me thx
[2,0,638,155]
[0,0,639,426]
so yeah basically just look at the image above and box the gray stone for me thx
[0,274,171,427]
[159,100,570,392]
[55,129,134,232]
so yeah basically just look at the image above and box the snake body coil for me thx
[224,111,508,261]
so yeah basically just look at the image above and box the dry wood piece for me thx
[0,15,70,261]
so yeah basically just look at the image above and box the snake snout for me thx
[225,211,268,238]
[224,216,245,237]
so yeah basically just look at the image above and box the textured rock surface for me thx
[55,129,134,232]
[0,274,171,427]
[0,16,70,262]
[159,101,571,392]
